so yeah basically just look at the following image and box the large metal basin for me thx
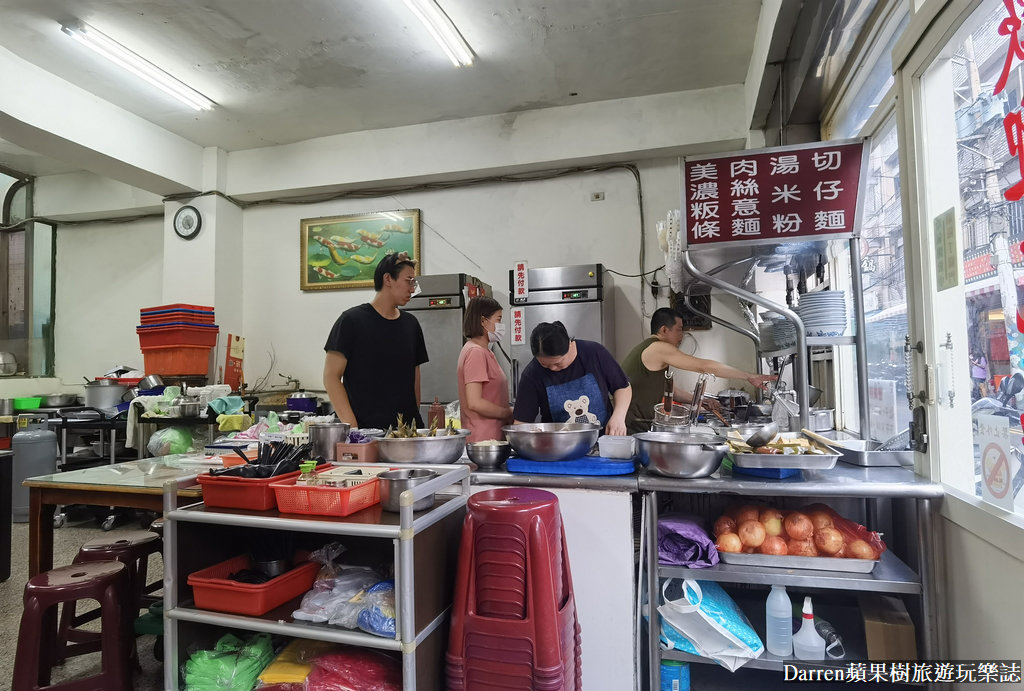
[502,423,600,461]
[376,429,469,464]
[634,431,728,478]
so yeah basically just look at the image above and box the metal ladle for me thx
[744,420,779,448]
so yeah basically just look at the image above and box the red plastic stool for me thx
[447,488,582,690]
[13,561,132,691]
[56,530,162,663]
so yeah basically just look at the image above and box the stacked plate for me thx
[771,320,797,348]
[797,291,848,337]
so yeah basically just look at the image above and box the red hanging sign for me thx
[682,140,866,248]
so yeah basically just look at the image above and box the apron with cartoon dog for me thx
[541,372,608,427]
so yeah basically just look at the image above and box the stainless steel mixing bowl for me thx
[376,429,469,464]
[502,423,600,461]
[634,431,728,478]
[466,441,511,468]
[378,468,438,511]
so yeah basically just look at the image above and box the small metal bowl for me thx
[502,423,600,462]
[466,441,511,468]
[378,469,437,512]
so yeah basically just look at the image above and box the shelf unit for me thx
[161,464,470,690]
[640,466,944,688]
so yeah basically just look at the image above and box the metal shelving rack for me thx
[161,464,470,690]
[640,466,946,686]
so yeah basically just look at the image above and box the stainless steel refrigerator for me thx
[508,264,615,398]
[401,273,492,410]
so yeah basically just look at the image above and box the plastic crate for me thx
[140,309,216,324]
[141,344,213,375]
[197,470,302,511]
[141,303,214,314]
[187,552,318,616]
[136,323,219,348]
[271,474,381,517]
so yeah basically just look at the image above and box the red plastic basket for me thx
[140,309,216,324]
[187,552,318,616]
[197,470,302,511]
[136,323,220,348]
[141,345,213,375]
[271,475,381,517]
[141,303,214,314]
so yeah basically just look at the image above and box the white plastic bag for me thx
[657,579,764,672]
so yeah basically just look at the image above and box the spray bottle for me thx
[792,596,826,661]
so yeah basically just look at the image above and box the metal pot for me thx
[170,394,203,417]
[308,422,350,461]
[0,398,12,415]
[716,389,750,412]
[634,431,728,478]
[0,351,16,376]
[83,380,129,410]
[379,469,438,512]
[138,374,164,390]
[809,407,835,431]
[286,391,319,413]
[40,393,78,407]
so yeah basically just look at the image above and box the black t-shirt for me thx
[324,303,429,430]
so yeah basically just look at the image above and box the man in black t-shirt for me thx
[323,252,428,430]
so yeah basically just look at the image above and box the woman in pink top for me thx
[457,296,513,442]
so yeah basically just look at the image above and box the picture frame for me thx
[300,209,421,290]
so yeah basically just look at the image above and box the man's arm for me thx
[323,350,357,427]
[645,341,773,390]
[606,384,631,436]
[414,366,421,407]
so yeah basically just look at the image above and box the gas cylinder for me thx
[12,414,57,522]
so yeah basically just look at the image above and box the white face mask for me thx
[488,321,507,343]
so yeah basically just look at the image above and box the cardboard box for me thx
[334,439,378,463]
[859,594,917,660]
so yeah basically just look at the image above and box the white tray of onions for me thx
[712,503,884,573]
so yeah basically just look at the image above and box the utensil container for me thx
[270,473,380,516]
[187,552,318,616]
[378,469,437,512]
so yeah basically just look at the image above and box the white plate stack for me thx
[796,291,848,337]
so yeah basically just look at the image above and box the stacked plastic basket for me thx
[136,303,219,376]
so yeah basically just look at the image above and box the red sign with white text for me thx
[682,140,865,248]
[511,308,525,345]
[512,261,529,304]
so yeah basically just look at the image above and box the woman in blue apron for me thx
[512,321,631,435]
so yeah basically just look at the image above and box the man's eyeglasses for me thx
[405,277,419,287]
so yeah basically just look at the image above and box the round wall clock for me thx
[173,205,202,240]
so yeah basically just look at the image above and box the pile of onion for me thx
[712,503,881,560]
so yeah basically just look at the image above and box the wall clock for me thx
[173,205,202,240]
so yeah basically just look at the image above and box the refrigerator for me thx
[507,264,615,398]
[401,273,492,410]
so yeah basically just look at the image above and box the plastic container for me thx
[598,435,635,459]
[140,303,214,315]
[197,470,302,511]
[793,596,826,661]
[765,584,793,657]
[187,552,318,616]
[141,344,213,375]
[12,397,43,411]
[270,473,380,516]
[335,440,378,463]
[660,659,689,691]
[136,323,220,348]
[427,397,445,429]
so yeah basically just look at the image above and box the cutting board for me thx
[505,455,636,476]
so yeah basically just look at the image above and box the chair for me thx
[13,561,132,691]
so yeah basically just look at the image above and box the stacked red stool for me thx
[447,488,582,690]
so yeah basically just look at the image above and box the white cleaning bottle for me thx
[792,596,826,661]
[765,585,793,657]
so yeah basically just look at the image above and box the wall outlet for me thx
[590,191,605,201]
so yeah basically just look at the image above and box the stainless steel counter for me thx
[470,468,639,492]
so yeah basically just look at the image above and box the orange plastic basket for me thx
[187,552,318,616]
[197,470,302,511]
[141,344,213,375]
[271,475,381,517]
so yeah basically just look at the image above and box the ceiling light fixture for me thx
[401,0,474,67]
[60,20,215,111]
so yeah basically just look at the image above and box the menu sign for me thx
[682,140,866,248]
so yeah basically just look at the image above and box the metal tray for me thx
[729,432,840,470]
[834,440,914,467]
[720,551,878,573]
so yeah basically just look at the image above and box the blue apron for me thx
[543,373,608,427]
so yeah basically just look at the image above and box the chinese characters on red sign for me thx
[511,308,525,345]
[512,261,529,304]
[998,0,1024,201]
[682,141,865,247]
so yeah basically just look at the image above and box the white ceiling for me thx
[0,0,774,177]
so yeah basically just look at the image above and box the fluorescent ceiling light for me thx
[61,20,215,111]
[402,0,474,67]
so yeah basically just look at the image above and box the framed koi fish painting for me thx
[300,209,421,290]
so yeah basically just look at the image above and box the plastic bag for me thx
[355,580,396,638]
[658,579,763,672]
[310,542,347,580]
[658,513,719,568]
[148,426,197,456]
[183,632,275,691]
[305,647,402,691]
[292,567,379,624]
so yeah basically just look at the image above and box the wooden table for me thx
[23,455,208,576]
